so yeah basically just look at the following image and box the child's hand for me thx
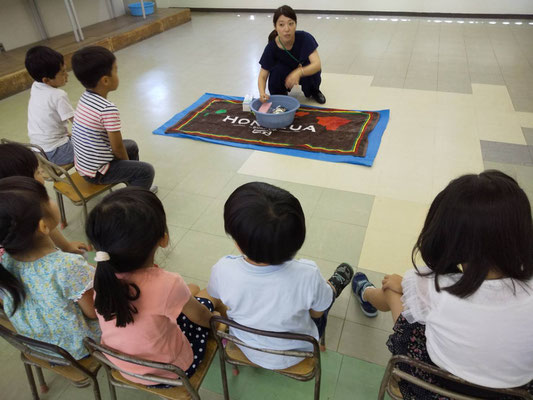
[66,241,90,255]
[382,274,403,294]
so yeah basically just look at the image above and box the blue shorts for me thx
[45,140,74,165]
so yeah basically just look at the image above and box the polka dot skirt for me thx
[177,297,214,377]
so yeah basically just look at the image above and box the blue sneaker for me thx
[352,272,378,318]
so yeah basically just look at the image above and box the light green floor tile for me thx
[338,321,392,367]
[334,355,386,400]
[314,189,375,227]
[300,218,366,265]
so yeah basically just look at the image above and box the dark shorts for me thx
[147,296,214,388]
[387,315,533,400]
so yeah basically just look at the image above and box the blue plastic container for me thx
[128,1,155,16]
[251,95,300,129]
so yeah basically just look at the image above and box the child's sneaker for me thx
[328,263,354,298]
[352,272,378,318]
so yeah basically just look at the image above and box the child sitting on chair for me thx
[70,46,156,192]
[87,187,220,385]
[0,143,89,255]
[25,46,75,165]
[207,182,354,370]
[0,177,100,359]
[352,170,533,398]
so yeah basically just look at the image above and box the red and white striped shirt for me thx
[72,91,121,177]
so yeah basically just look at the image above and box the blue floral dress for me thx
[1,251,101,359]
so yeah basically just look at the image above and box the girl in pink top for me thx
[86,187,220,385]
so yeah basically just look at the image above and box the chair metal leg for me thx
[55,192,68,228]
[35,367,49,393]
[219,351,230,400]
[314,364,321,400]
[91,377,102,400]
[23,362,40,400]
[107,378,117,400]
[82,201,88,224]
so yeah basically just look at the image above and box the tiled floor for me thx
[0,10,533,399]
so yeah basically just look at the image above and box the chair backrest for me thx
[209,315,320,373]
[379,355,533,400]
[0,324,95,377]
[83,337,196,392]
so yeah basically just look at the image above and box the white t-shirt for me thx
[27,82,74,152]
[207,256,333,370]
[401,266,533,388]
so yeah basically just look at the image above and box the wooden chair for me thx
[35,154,117,228]
[210,315,321,400]
[83,334,219,400]
[0,324,102,400]
[379,355,533,400]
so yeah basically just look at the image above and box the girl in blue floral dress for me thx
[0,177,100,359]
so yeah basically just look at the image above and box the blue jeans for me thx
[83,140,154,189]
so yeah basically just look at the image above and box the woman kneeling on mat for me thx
[258,5,326,104]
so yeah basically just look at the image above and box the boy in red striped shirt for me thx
[71,46,156,192]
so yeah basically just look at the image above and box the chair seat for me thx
[225,341,316,376]
[54,172,113,203]
[23,353,100,383]
[109,336,218,400]
[0,316,15,331]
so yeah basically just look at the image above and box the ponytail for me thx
[86,187,168,328]
[0,261,25,316]
[93,260,140,328]
[268,29,278,42]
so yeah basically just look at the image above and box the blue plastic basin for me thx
[128,1,154,16]
[251,95,300,129]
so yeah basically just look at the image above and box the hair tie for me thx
[94,251,110,262]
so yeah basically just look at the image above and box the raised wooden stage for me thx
[0,8,190,100]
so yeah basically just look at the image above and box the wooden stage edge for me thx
[0,8,191,100]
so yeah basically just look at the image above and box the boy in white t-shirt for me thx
[207,182,354,369]
[25,46,75,165]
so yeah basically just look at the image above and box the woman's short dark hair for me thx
[413,170,533,298]
[25,46,64,82]
[0,143,39,179]
[72,46,116,89]
[0,177,50,315]
[224,182,306,265]
[86,187,167,327]
[269,5,298,42]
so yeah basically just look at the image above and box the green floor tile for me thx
[334,354,386,400]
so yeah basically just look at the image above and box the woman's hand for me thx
[285,69,301,90]
[382,274,404,294]
[260,93,270,103]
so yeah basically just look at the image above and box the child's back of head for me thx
[224,182,306,265]
[0,176,50,313]
[86,187,167,327]
[0,143,40,181]
[414,169,533,297]
[72,46,116,89]
[25,46,64,83]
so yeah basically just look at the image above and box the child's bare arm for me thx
[50,228,89,255]
[108,130,129,160]
[181,295,214,328]
[309,309,324,318]
[77,289,97,319]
